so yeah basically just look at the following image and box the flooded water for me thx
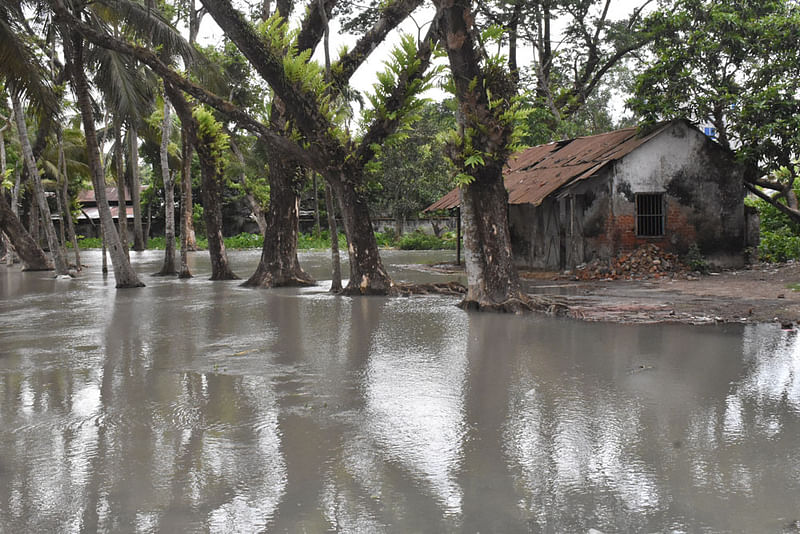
[2,250,800,533]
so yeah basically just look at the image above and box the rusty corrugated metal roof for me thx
[78,187,144,203]
[425,123,671,211]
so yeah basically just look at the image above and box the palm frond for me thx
[90,46,155,123]
[0,6,58,116]
[95,0,198,66]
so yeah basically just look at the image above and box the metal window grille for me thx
[636,193,665,237]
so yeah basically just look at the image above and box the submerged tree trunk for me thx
[0,193,52,270]
[178,129,193,279]
[166,83,237,280]
[155,96,177,276]
[129,127,145,251]
[59,139,81,269]
[195,136,239,280]
[435,0,530,312]
[324,182,341,292]
[12,95,69,275]
[330,174,393,295]
[69,34,144,287]
[113,119,129,256]
[243,156,312,287]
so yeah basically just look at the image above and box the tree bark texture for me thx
[331,174,393,295]
[12,95,69,275]
[69,34,144,287]
[166,83,237,280]
[0,193,53,270]
[113,119,129,256]
[155,96,177,276]
[178,130,193,279]
[435,0,528,312]
[324,182,342,292]
[243,156,313,287]
[129,127,145,250]
[194,136,239,281]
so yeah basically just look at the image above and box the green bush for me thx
[747,196,800,262]
[758,228,800,262]
[297,230,347,250]
[224,232,263,249]
[396,229,457,250]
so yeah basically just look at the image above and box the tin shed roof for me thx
[426,123,671,211]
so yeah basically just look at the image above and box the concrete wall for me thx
[510,121,747,270]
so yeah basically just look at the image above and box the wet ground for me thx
[2,250,800,532]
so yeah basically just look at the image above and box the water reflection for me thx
[3,252,800,532]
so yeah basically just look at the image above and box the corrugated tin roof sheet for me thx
[426,123,671,211]
[78,206,135,220]
[78,187,144,203]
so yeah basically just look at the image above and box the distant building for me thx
[427,120,757,270]
[76,187,138,238]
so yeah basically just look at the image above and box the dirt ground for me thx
[520,262,800,325]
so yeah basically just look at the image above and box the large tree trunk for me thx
[70,34,144,288]
[0,193,52,270]
[128,127,145,251]
[12,94,69,275]
[155,96,177,276]
[195,136,239,280]
[243,157,312,287]
[435,0,529,312]
[330,173,393,295]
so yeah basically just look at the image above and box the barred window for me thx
[636,193,665,237]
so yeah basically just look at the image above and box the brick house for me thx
[428,120,757,270]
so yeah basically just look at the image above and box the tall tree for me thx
[435,0,541,312]
[154,95,177,275]
[66,32,144,287]
[11,94,69,275]
[630,0,800,222]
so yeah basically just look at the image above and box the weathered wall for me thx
[510,121,747,270]
[609,121,745,267]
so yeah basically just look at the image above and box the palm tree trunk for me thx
[0,192,52,270]
[69,33,144,287]
[60,149,81,269]
[179,129,193,278]
[155,96,177,276]
[129,127,145,251]
[113,119,129,256]
[11,94,69,275]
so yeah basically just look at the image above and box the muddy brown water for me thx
[2,250,800,533]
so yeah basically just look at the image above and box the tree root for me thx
[393,281,467,296]
[459,293,570,315]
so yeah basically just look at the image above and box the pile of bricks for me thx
[572,244,689,280]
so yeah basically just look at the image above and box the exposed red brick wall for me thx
[597,201,697,256]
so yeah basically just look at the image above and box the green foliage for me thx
[224,232,263,249]
[758,228,800,263]
[365,102,455,222]
[630,0,800,179]
[396,230,457,250]
[297,230,348,250]
[746,194,800,262]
